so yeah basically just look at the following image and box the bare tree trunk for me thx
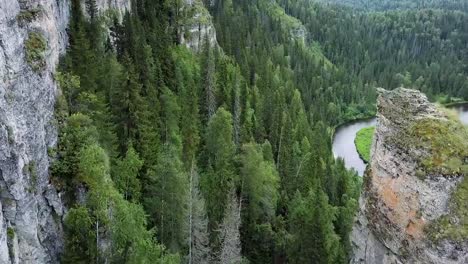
[218,190,242,264]
[233,77,241,147]
[189,158,195,264]
[276,123,284,170]
[96,219,99,264]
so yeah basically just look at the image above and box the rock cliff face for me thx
[351,88,468,264]
[0,1,128,263]
[180,0,218,51]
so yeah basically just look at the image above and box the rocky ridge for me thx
[351,88,468,264]
[180,0,218,51]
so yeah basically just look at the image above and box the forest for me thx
[315,0,468,11]
[50,0,467,263]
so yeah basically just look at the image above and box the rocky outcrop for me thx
[180,0,218,52]
[351,88,468,264]
[0,1,128,263]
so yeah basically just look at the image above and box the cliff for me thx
[0,1,128,263]
[180,0,218,51]
[351,88,468,263]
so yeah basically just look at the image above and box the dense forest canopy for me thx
[315,0,468,11]
[49,0,467,263]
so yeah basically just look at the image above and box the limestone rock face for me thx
[180,0,218,52]
[351,88,468,264]
[0,1,128,263]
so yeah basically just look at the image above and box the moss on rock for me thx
[25,31,47,72]
[402,116,468,241]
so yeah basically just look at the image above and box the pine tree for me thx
[144,143,189,253]
[62,206,96,264]
[113,144,143,201]
[287,187,342,264]
[112,53,145,152]
[203,107,236,234]
[201,35,217,122]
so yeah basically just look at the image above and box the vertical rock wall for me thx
[351,88,467,264]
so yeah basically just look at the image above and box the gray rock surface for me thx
[0,1,128,263]
[351,88,468,264]
[180,0,218,52]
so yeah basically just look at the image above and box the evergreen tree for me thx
[287,188,343,263]
[112,54,145,152]
[62,206,96,264]
[144,143,189,253]
[113,144,143,201]
[201,35,217,122]
[203,107,236,234]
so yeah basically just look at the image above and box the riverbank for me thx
[442,101,468,107]
[330,114,376,143]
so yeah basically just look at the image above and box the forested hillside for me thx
[54,0,360,263]
[47,0,467,263]
[279,0,468,101]
[315,0,468,11]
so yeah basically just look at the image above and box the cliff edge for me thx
[351,88,468,264]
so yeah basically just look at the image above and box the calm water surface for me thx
[332,104,468,176]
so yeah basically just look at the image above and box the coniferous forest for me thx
[51,0,468,263]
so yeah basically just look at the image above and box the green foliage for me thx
[24,161,38,193]
[76,143,176,263]
[315,0,468,11]
[113,145,143,201]
[239,142,280,262]
[55,72,80,113]
[407,118,468,175]
[62,206,96,263]
[354,126,375,162]
[52,0,378,262]
[6,227,15,261]
[7,227,15,240]
[241,143,280,220]
[25,31,47,71]
[143,143,189,253]
[287,189,344,263]
[260,0,304,37]
[203,107,236,235]
[185,0,212,26]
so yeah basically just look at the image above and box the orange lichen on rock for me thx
[406,210,426,239]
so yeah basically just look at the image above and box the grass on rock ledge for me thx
[400,115,468,242]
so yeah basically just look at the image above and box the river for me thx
[332,104,468,176]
